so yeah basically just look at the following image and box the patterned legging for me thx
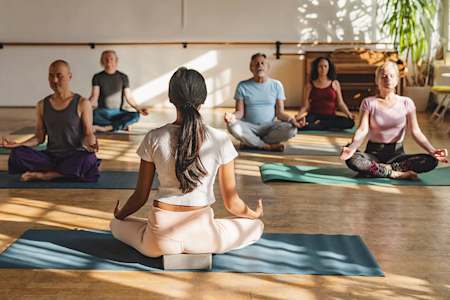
[345,141,438,178]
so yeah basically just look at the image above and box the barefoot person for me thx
[339,62,448,180]
[225,53,306,152]
[89,50,148,132]
[110,67,264,257]
[1,60,101,182]
[296,56,355,131]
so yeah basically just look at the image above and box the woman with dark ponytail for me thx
[110,67,264,258]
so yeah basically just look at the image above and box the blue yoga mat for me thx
[0,229,384,276]
[0,142,47,154]
[298,127,357,135]
[260,163,450,186]
[0,171,158,189]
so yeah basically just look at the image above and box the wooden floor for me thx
[1,107,450,299]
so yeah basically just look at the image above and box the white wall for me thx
[0,0,383,107]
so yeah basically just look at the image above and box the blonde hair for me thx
[100,50,117,67]
[375,61,399,80]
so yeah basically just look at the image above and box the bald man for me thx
[1,60,101,182]
[89,50,148,132]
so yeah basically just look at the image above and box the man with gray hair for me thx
[89,50,148,132]
[224,53,306,151]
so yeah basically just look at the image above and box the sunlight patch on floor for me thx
[0,198,111,231]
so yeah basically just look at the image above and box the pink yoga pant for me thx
[110,205,264,258]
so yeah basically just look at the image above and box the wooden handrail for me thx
[0,41,392,47]
[0,41,395,58]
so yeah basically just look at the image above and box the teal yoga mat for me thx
[238,144,342,156]
[0,142,47,154]
[298,127,357,135]
[0,229,384,276]
[260,163,450,186]
[0,171,158,189]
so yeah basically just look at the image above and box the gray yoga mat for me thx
[0,171,158,189]
[237,144,342,156]
[0,229,384,276]
[0,142,47,154]
[298,127,357,135]
[260,163,450,186]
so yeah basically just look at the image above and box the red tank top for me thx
[308,81,336,115]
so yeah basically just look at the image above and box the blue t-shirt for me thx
[234,77,286,123]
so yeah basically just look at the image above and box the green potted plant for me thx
[379,0,439,111]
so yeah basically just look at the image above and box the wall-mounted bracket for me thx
[276,41,281,59]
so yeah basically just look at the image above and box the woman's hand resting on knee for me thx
[253,198,263,219]
[114,200,122,219]
[219,161,264,220]
[429,149,449,163]
[339,147,356,161]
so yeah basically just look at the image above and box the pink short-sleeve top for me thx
[360,95,416,144]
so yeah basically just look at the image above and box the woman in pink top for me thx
[339,62,448,180]
[296,57,355,131]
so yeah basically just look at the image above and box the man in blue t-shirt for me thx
[89,50,148,132]
[224,53,306,151]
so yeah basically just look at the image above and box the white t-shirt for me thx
[136,123,238,206]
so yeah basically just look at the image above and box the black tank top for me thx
[43,94,85,157]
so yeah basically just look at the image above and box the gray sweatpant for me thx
[227,120,297,149]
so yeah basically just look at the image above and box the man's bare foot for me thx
[379,163,392,170]
[93,125,113,133]
[123,125,132,131]
[262,143,286,152]
[239,142,252,149]
[390,170,418,181]
[20,171,46,181]
[20,171,64,181]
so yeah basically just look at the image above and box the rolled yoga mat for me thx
[0,171,158,189]
[237,144,342,156]
[298,127,357,135]
[0,229,384,276]
[260,163,450,186]
[0,142,47,154]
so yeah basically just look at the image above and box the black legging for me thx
[299,114,355,131]
[345,141,438,178]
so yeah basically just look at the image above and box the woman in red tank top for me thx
[296,57,355,131]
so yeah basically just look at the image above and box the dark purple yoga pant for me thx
[8,146,102,182]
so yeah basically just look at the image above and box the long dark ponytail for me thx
[169,67,208,194]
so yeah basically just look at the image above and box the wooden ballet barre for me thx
[0,41,394,60]
[0,41,279,48]
[0,41,392,47]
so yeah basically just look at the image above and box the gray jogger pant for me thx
[227,120,297,149]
